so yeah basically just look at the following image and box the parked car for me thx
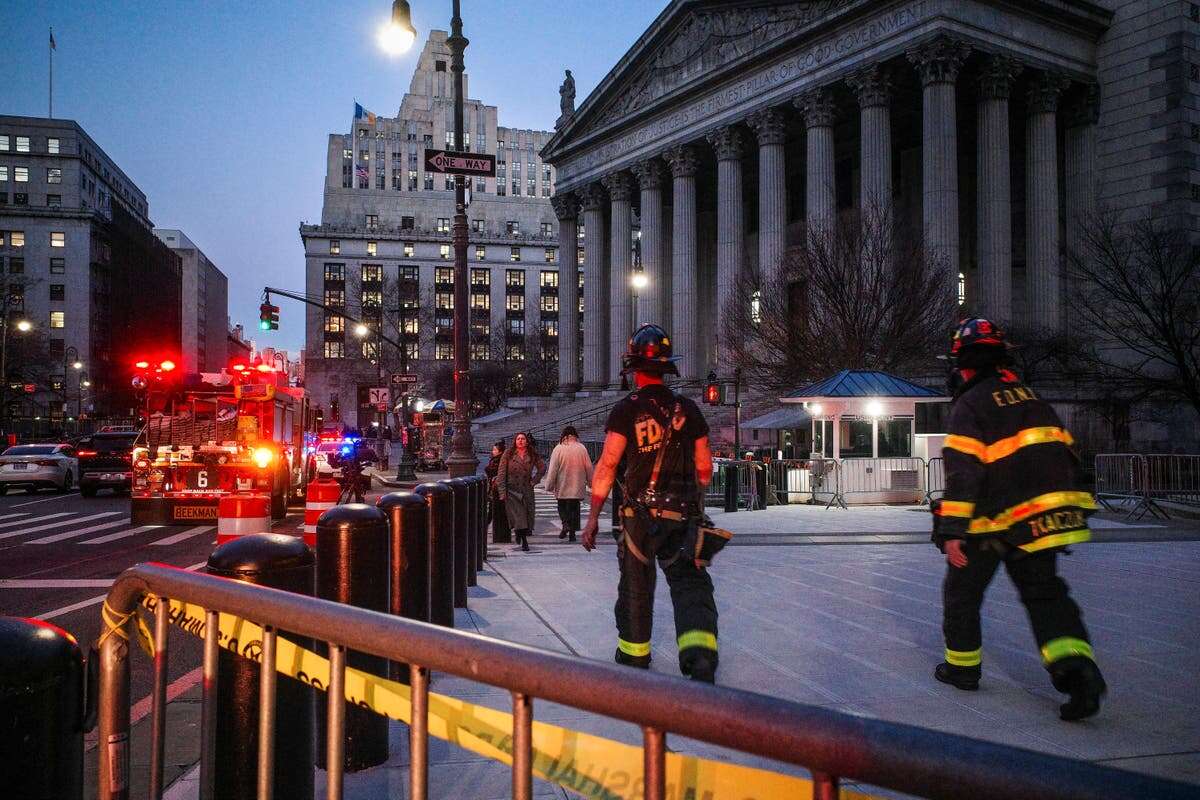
[0,443,78,494]
[313,441,346,478]
[76,431,139,497]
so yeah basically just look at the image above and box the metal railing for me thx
[924,457,945,503]
[97,563,1194,800]
[1144,454,1200,508]
[1094,453,1200,519]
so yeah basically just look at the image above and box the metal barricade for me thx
[830,458,926,508]
[95,564,1193,800]
[1144,454,1200,509]
[924,457,945,504]
[1093,453,1166,520]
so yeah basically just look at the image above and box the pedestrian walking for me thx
[497,432,545,552]
[581,323,722,683]
[543,425,593,542]
[484,440,510,544]
[933,317,1106,721]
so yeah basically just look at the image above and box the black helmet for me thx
[948,317,1007,362]
[621,323,681,375]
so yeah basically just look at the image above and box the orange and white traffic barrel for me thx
[303,479,340,547]
[217,494,271,545]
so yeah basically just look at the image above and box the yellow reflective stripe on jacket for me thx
[618,638,651,657]
[1021,528,1091,553]
[966,491,1098,534]
[944,435,987,460]
[944,647,982,667]
[677,630,718,652]
[938,500,975,518]
[1040,637,1094,665]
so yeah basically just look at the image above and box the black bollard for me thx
[414,482,455,627]
[724,462,738,513]
[315,505,389,772]
[377,491,430,683]
[0,616,85,800]
[207,534,315,800]
[441,478,470,608]
[464,476,479,588]
[475,475,489,565]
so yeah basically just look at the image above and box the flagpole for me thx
[48,28,54,118]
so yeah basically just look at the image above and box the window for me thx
[506,345,524,361]
[324,288,345,306]
[423,134,433,145]
[541,222,553,237]
[0,136,7,150]
[508,318,525,336]
[436,343,454,360]
[0,166,7,181]
[577,247,585,266]
[750,290,762,324]
[0,192,7,204]
[49,257,64,274]
[542,319,559,337]
[544,248,556,263]
[506,269,524,287]
[506,295,525,312]
[497,183,506,197]
[324,315,345,333]
[471,219,484,233]
[361,289,382,308]
[528,178,536,195]
[543,185,552,198]
[47,137,59,154]
[439,244,450,260]
[540,295,558,313]
[471,343,489,361]
[471,320,490,337]
[444,175,455,190]
[512,181,520,196]
[47,168,61,184]
[15,137,29,153]
[435,267,454,284]
[8,257,23,274]
[471,268,490,287]
[424,174,434,190]
[366,215,378,229]
[878,418,913,458]
[540,271,558,288]
[437,218,450,233]
[402,316,419,335]
[838,419,873,458]
[403,242,415,258]
[470,293,490,310]
[343,148,353,160]
[10,232,23,247]
[408,170,418,190]
[14,167,28,183]
[475,178,486,194]
[323,263,344,281]
[435,291,454,310]
[50,232,65,248]
[49,284,64,302]
[12,193,26,206]
[329,240,340,255]
[510,247,522,262]
[361,264,382,282]
[506,221,520,235]
[957,272,966,306]
[50,311,64,329]
[543,165,551,182]
[475,245,486,261]
[403,342,419,361]
[324,341,345,358]
[400,265,419,283]
[46,194,60,207]
[445,130,455,147]
[361,341,379,360]
[367,241,378,256]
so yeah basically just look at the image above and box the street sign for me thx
[424,150,496,177]
[22,384,35,394]
[391,373,419,386]
[368,387,391,406]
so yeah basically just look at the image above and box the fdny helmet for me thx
[620,323,682,375]
[948,317,1008,361]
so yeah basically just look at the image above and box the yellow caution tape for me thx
[139,596,878,800]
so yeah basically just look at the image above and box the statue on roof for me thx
[557,69,576,128]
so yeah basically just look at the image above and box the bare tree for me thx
[723,205,956,391]
[1064,212,1200,420]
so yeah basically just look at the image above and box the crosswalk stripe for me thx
[150,526,215,546]
[0,511,33,522]
[81,525,159,545]
[0,512,124,542]
[25,518,133,545]
[0,511,76,533]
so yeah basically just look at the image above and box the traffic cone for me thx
[216,494,272,546]
[304,479,340,548]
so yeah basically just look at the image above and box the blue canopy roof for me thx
[785,370,942,400]
[740,406,811,431]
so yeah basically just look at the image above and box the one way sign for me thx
[424,150,496,177]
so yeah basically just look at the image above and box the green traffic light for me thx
[259,319,271,331]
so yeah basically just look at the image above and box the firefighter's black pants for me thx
[943,540,1094,672]
[615,509,718,675]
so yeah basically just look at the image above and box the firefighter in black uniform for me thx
[934,318,1106,720]
[580,324,719,683]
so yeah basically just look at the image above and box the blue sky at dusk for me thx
[1,1,664,353]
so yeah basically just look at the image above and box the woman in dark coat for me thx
[496,432,546,552]
[485,440,510,544]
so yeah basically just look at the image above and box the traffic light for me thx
[259,302,279,331]
[704,372,722,406]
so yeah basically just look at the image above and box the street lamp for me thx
[354,322,370,338]
[0,318,32,438]
[15,320,31,333]
[378,0,417,55]
[630,270,648,328]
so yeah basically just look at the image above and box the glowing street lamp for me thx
[865,400,884,418]
[15,320,31,333]
[378,0,416,55]
[354,323,370,338]
[630,270,648,328]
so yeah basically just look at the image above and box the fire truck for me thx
[130,369,315,525]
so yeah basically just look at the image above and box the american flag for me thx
[50,29,56,50]
[355,166,369,180]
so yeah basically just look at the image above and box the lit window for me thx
[366,214,378,229]
[508,318,525,336]
[541,222,553,237]
[436,343,453,360]
[506,220,520,235]
[510,247,521,262]
[324,288,345,306]
[361,290,382,307]
[404,342,419,360]
[0,167,7,181]
[400,266,418,282]
[402,316,419,335]
[750,290,762,324]
[50,232,65,248]
[325,315,345,333]
[506,295,525,312]
[50,257,65,274]
[329,240,340,255]
[540,271,558,288]
[0,136,8,150]
[47,137,59,154]
[471,268,489,287]
[343,149,353,159]
[957,272,966,306]
[439,245,450,260]
[14,167,28,183]
[436,292,454,310]
[544,248,556,263]
[10,232,23,247]
[404,242,414,257]
[507,345,524,360]
[542,319,559,337]
[506,269,524,287]
[324,263,344,281]
[324,341,345,358]
[436,267,454,284]
[471,343,489,361]
[470,293,490,310]
[367,241,377,256]
[577,247,585,266]
[437,218,450,233]
[50,311,64,328]
[475,245,486,261]
[362,341,379,360]
[15,137,29,153]
[540,295,558,313]
[47,168,61,184]
[361,264,382,281]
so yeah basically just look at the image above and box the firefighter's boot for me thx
[1053,658,1106,721]
[934,662,980,691]
[684,655,716,684]
[614,647,650,669]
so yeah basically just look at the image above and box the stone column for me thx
[907,36,971,305]
[846,66,893,215]
[1064,85,1099,315]
[795,89,837,234]
[748,108,787,285]
[666,145,699,382]
[603,172,634,388]
[579,183,609,391]
[707,126,745,378]
[975,55,1022,322]
[1026,72,1070,331]
[551,193,580,393]
[631,159,665,326]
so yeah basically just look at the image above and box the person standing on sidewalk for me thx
[580,323,719,683]
[485,440,511,544]
[543,425,593,542]
[933,317,1106,721]
[497,432,545,552]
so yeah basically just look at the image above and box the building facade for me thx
[542,0,1196,396]
[154,228,229,374]
[0,116,181,427]
[301,31,562,428]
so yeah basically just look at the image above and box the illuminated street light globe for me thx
[379,0,417,55]
[631,272,649,291]
[865,400,884,418]
[72,360,83,370]
[15,320,31,332]
[82,380,91,388]
[354,323,370,338]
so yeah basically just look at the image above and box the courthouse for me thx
[542,0,1193,393]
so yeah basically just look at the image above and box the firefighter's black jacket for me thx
[935,368,1096,553]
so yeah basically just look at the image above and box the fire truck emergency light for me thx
[252,448,273,469]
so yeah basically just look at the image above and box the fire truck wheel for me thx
[270,489,287,520]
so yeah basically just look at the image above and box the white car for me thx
[313,441,346,477]
[0,443,78,494]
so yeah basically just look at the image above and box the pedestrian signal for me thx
[259,303,280,331]
[704,372,722,406]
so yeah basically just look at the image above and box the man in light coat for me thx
[543,425,594,542]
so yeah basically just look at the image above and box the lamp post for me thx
[0,318,32,439]
[630,270,648,330]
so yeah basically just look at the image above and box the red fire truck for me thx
[131,372,315,525]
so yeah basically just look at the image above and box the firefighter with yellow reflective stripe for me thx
[581,324,719,683]
[932,318,1106,720]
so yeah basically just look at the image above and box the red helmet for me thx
[949,318,1007,361]
[621,323,681,375]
